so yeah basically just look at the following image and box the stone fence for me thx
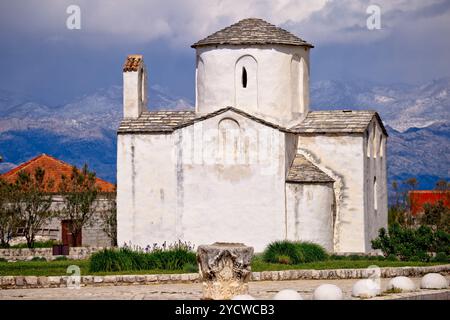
[0,264,448,290]
[0,247,106,261]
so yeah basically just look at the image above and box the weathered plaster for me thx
[286,182,334,251]
[195,45,310,126]
[118,110,288,252]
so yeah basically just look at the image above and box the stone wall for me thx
[21,195,114,248]
[0,264,448,290]
[0,247,106,261]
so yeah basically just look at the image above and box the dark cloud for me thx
[0,0,449,104]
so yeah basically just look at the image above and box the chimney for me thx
[123,54,148,118]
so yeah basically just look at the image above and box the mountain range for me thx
[0,79,448,197]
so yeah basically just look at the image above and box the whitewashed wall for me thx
[286,183,335,251]
[117,110,288,252]
[117,134,178,246]
[195,45,310,126]
[364,120,388,250]
[296,134,366,253]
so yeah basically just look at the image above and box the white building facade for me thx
[117,18,388,253]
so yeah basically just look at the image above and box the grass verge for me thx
[0,257,445,277]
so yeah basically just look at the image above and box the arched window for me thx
[379,134,384,158]
[140,67,146,105]
[291,55,300,113]
[235,55,257,110]
[291,54,308,114]
[374,177,378,211]
[196,57,205,109]
[372,125,377,158]
[218,118,241,164]
[366,129,371,158]
[242,67,247,88]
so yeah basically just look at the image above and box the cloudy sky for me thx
[0,0,449,105]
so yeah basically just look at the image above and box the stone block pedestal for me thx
[197,242,254,300]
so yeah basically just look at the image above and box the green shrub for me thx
[263,241,304,265]
[347,254,364,261]
[11,240,57,249]
[54,256,67,261]
[433,252,449,263]
[0,257,6,262]
[386,254,398,261]
[294,242,328,263]
[329,254,346,260]
[182,263,199,273]
[262,240,328,264]
[435,231,450,255]
[276,255,292,265]
[150,249,196,270]
[371,223,450,262]
[89,247,196,272]
[31,257,46,262]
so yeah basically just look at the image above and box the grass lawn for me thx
[0,258,445,277]
[251,258,444,272]
[0,260,191,277]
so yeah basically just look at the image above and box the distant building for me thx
[117,18,388,253]
[409,190,450,216]
[2,154,115,247]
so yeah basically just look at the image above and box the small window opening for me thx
[366,130,370,158]
[242,67,247,88]
[374,177,378,211]
[372,125,376,158]
[379,134,383,158]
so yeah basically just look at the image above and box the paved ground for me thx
[1,277,447,300]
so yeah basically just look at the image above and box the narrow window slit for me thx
[242,67,247,88]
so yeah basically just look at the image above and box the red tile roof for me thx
[123,54,143,72]
[1,154,115,193]
[409,190,450,216]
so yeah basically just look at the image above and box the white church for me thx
[117,18,388,253]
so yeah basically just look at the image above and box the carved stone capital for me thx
[197,242,254,300]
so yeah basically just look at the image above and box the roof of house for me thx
[290,110,388,135]
[123,54,143,72]
[118,110,196,133]
[409,190,450,216]
[1,154,115,193]
[286,154,334,183]
[191,18,313,48]
[117,107,290,134]
[118,108,387,136]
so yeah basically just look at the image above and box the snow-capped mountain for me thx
[311,78,450,132]
[0,85,193,140]
[0,79,448,192]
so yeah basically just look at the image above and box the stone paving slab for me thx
[0,277,448,300]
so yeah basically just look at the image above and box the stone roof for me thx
[117,107,290,134]
[191,18,313,48]
[123,54,143,72]
[286,154,334,183]
[118,110,196,133]
[290,110,388,135]
[1,154,115,193]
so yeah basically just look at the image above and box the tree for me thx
[404,177,420,226]
[59,164,98,247]
[388,180,408,227]
[435,179,450,192]
[14,168,54,248]
[99,189,117,246]
[421,200,450,233]
[0,179,21,247]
